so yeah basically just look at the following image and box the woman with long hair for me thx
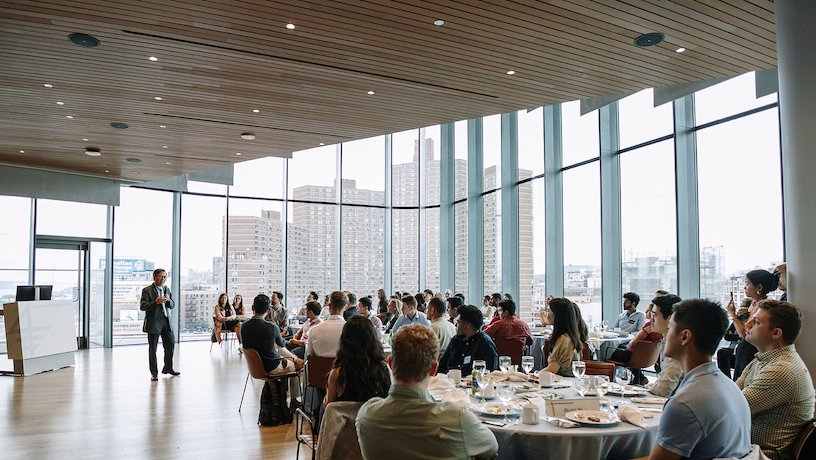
[232,294,246,318]
[726,269,779,380]
[384,297,401,334]
[213,293,241,345]
[325,316,390,404]
[377,289,388,314]
[542,298,582,376]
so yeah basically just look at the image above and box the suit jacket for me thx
[140,283,175,334]
[343,306,360,321]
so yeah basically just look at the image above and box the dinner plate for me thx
[514,382,538,391]
[564,410,619,426]
[516,390,566,400]
[540,381,572,389]
[631,397,668,404]
[606,385,649,396]
[472,403,522,417]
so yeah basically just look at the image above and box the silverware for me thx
[543,416,581,428]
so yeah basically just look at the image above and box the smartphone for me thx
[730,292,734,301]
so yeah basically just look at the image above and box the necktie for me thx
[158,287,168,317]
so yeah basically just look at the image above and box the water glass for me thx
[498,383,514,424]
[615,367,632,407]
[572,360,586,378]
[521,356,534,374]
[594,375,610,400]
[499,356,512,374]
[575,376,590,397]
[601,320,609,331]
[472,360,486,396]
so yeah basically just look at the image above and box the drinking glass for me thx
[594,375,610,411]
[499,356,512,375]
[477,369,491,404]
[521,356,534,375]
[498,383,514,424]
[615,367,632,408]
[575,376,590,397]
[472,360,486,397]
[571,360,586,378]
[601,320,609,331]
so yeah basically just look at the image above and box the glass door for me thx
[34,244,91,348]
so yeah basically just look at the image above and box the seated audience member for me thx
[233,294,247,318]
[357,297,383,340]
[437,305,498,375]
[542,298,582,377]
[286,301,323,359]
[423,289,434,304]
[383,298,401,334]
[356,324,498,460]
[480,295,494,319]
[538,295,554,326]
[306,291,347,358]
[264,291,290,338]
[444,289,452,299]
[427,297,456,352]
[342,292,359,321]
[643,294,684,397]
[572,302,588,345]
[645,290,669,321]
[503,293,512,301]
[446,296,463,325]
[213,293,241,345]
[319,295,331,320]
[717,297,753,377]
[727,269,779,380]
[455,292,465,302]
[415,292,427,313]
[483,299,533,348]
[773,264,787,302]
[609,300,665,385]
[325,316,390,405]
[377,289,389,314]
[613,292,646,334]
[391,295,430,334]
[647,299,751,460]
[241,294,304,406]
[737,300,815,460]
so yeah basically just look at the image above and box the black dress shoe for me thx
[151,375,158,381]
[162,369,180,376]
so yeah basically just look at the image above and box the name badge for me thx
[629,319,635,323]
[463,356,472,365]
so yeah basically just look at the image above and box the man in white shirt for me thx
[358,297,383,340]
[286,301,323,359]
[305,291,347,358]
[427,297,456,352]
[613,292,646,334]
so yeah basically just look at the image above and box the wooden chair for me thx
[584,361,614,379]
[239,348,299,412]
[495,338,524,366]
[582,342,593,361]
[792,419,816,460]
[304,355,335,410]
[607,339,662,370]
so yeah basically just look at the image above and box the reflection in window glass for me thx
[37,199,107,238]
[562,101,600,167]
[0,270,28,348]
[483,115,501,192]
[483,190,501,295]
[288,201,337,307]
[288,145,337,203]
[180,193,226,340]
[454,121,468,201]
[113,187,173,346]
[186,181,227,195]
[697,109,783,304]
[695,72,778,126]
[342,136,385,206]
[520,179,543,321]
[425,207,441,293]
[0,196,31,269]
[518,108,544,177]
[393,209,418,294]
[620,141,677,301]
[454,201,468,296]
[618,89,673,149]
[563,164,602,327]
[392,129,420,207]
[232,156,286,199]
[227,199,285,310]
[340,206,384,298]
[423,125,441,207]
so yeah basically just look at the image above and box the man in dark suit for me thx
[140,268,179,381]
[342,292,359,321]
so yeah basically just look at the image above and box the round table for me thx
[476,378,661,460]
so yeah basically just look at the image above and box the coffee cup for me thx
[481,382,498,398]
[522,403,539,424]
[539,371,554,386]
[448,369,461,382]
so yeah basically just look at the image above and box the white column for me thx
[776,0,816,375]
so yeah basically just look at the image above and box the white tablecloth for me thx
[477,377,661,460]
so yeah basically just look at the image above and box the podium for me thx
[3,300,76,375]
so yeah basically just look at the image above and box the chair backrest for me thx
[243,348,270,380]
[585,361,614,379]
[316,401,365,460]
[625,339,662,369]
[306,355,336,390]
[376,313,387,323]
[582,342,593,361]
[794,419,816,460]
[494,338,524,365]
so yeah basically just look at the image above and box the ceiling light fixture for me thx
[159,125,166,128]
[44,84,53,88]
[162,145,168,148]
[105,170,109,173]
[56,101,64,105]
[20,150,25,153]
[126,158,141,163]
[83,138,89,141]
[676,47,686,53]
[68,33,100,48]
[434,20,444,26]
[66,115,74,119]
[507,70,516,75]
[253,109,260,113]
[154,96,163,101]
[286,23,295,30]
[149,56,158,61]
[367,91,375,95]
[85,149,101,156]
[166,162,171,165]
[319,143,325,146]
[110,122,129,129]
[241,133,256,140]
[634,32,665,48]
[236,152,242,155]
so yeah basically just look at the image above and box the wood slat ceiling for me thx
[0,0,776,182]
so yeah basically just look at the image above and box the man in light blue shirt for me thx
[613,292,646,334]
[648,299,751,460]
[391,295,430,334]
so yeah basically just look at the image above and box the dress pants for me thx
[148,316,175,376]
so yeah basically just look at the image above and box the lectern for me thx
[3,299,76,375]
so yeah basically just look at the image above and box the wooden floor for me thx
[0,341,306,460]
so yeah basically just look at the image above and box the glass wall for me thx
[453,121,468,296]
[0,197,31,352]
[518,108,544,318]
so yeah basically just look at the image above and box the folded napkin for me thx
[526,397,549,406]
[442,389,471,407]
[428,375,456,391]
[490,370,528,382]
[617,406,653,428]
[589,337,602,350]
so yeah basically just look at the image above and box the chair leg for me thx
[239,372,250,412]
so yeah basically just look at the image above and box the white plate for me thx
[540,381,572,389]
[606,385,648,396]
[564,410,619,426]
[473,403,522,417]
[631,397,667,404]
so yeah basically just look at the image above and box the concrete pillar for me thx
[776,1,816,375]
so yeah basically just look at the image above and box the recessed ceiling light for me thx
[66,115,74,119]
[367,91,375,95]
[126,158,141,163]
[507,70,516,75]
[85,149,101,156]
[154,96,163,101]
[241,133,256,140]
[56,101,64,105]
[110,122,129,129]
[434,20,445,26]
[19,150,25,153]
[149,56,158,61]
[236,152,242,155]
[634,32,665,48]
[166,162,171,165]
[105,170,109,173]
[319,143,324,146]
[159,125,166,128]
[253,109,260,113]
[676,47,686,53]
[68,33,100,48]
[162,145,168,148]
[82,138,89,141]
[286,23,295,30]
[44,84,53,88]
